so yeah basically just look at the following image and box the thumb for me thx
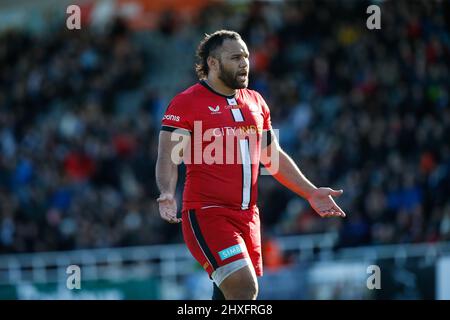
[330,189,343,197]
[157,193,174,202]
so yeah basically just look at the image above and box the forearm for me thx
[156,156,178,196]
[270,149,317,199]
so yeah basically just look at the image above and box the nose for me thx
[239,58,248,69]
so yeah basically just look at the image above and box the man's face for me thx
[216,39,250,89]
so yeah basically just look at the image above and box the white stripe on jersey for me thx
[239,139,251,210]
[231,109,244,122]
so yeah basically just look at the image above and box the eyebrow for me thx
[230,52,249,57]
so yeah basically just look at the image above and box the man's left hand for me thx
[307,187,346,218]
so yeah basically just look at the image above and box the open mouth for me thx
[237,72,248,81]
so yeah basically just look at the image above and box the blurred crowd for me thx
[0,0,449,253]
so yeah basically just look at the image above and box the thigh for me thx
[181,207,251,281]
[240,207,263,277]
[219,264,258,300]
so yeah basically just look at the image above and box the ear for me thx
[207,56,218,73]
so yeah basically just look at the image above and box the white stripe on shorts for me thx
[211,258,254,287]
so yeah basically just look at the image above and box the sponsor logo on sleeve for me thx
[163,114,180,122]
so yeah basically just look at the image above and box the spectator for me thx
[0,0,449,253]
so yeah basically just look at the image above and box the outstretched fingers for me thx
[320,205,346,218]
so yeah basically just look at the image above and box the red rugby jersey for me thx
[161,80,272,211]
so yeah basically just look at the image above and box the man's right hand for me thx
[157,193,181,223]
[156,193,181,223]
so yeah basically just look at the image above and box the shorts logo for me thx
[218,244,243,261]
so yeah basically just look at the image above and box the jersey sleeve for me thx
[256,92,272,131]
[161,94,193,134]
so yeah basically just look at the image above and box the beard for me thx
[218,60,248,89]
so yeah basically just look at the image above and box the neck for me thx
[205,75,236,96]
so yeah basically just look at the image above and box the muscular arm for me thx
[156,131,179,196]
[155,130,190,223]
[260,130,345,218]
[271,149,318,198]
[260,130,316,198]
